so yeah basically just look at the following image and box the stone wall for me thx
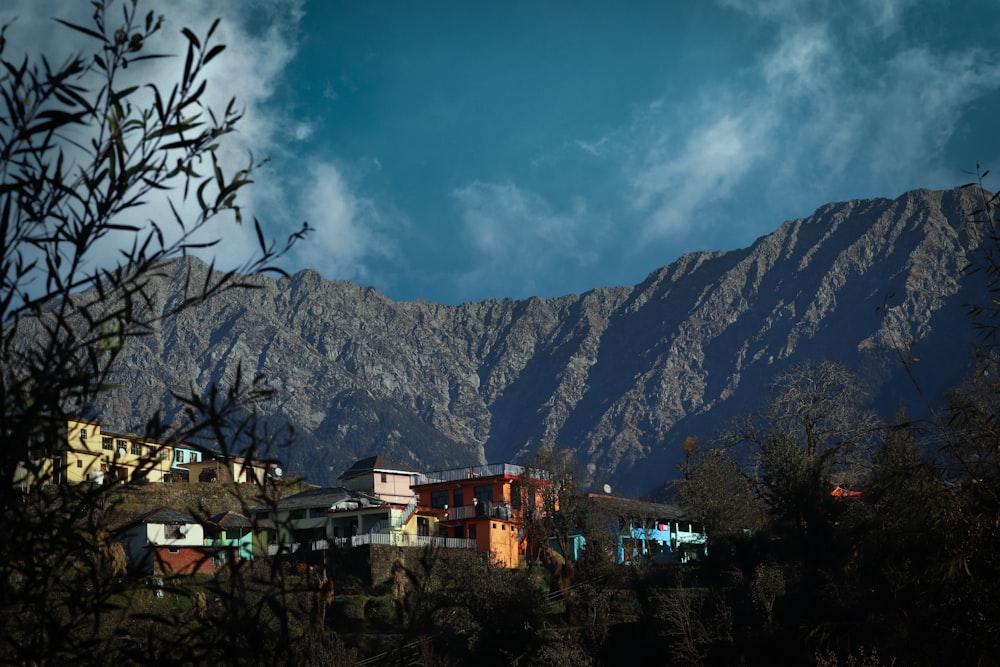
[366,544,483,586]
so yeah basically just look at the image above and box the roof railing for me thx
[414,463,528,485]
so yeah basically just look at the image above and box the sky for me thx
[6,0,1000,305]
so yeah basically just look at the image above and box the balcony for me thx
[331,533,477,549]
[445,503,519,522]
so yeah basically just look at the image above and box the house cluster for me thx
[19,420,707,576]
[15,418,280,487]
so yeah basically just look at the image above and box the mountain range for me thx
[84,187,988,494]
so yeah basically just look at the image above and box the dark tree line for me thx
[674,182,1000,663]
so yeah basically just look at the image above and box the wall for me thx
[366,544,484,586]
[373,472,417,503]
[153,546,221,575]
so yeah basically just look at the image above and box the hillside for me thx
[65,187,987,493]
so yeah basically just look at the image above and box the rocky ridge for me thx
[89,188,986,493]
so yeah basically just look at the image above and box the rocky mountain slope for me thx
[86,188,988,493]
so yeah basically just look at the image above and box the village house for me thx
[183,454,279,485]
[206,511,255,562]
[116,507,236,575]
[410,462,550,568]
[567,494,708,565]
[15,419,176,487]
[250,486,395,556]
[338,455,420,503]
[169,443,204,481]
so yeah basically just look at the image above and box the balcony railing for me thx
[266,539,329,557]
[330,533,477,549]
[445,503,518,522]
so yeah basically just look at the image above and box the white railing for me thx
[415,463,525,484]
[266,539,329,557]
[396,496,419,527]
[446,503,518,521]
[364,497,421,535]
[331,533,477,549]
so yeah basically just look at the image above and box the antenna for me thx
[273,467,283,478]
[117,447,127,458]
[603,483,612,495]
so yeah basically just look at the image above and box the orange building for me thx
[411,463,549,568]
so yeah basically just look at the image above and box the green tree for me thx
[0,2,315,664]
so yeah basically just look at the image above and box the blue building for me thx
[557,494,707,565]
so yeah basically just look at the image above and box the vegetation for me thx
[4,1,1000,665]
[0,1,316,664]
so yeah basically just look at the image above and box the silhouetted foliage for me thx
[0,2,329,664]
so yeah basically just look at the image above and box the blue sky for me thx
[7,1,1000,304]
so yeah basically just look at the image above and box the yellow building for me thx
[88,425,174,484]
[29,419,176,485]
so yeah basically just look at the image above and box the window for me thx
[130,441,142,456]
[175,450,185,463]
[166,525,184,539]
[474,485,493,505]
[380,472,387,483]
[468,525,477,540]
[115,439,127,451]
[146,446,157,458]
[430,490,449,509]
[80,429,88,439]
[76,459,82,468]
[102,437,113,451]
[418,517,429,537]
[289,509,306,520]
[308,508,328,518]
[453,488,464,507]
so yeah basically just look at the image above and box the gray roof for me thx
[210,511,252,529]
[250,486,393,514]
[114,506,198,534]
[339,455,420,480]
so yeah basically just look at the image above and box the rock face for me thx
[87,188,988,492]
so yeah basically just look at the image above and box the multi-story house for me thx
[338,456,420,504]
[411,463,549,568]
[251,486,391,556]
[169,443,204,481]
[572,494,708,564]
[183,454,278,485]
[17,419,176,486]
[96,427,175,484]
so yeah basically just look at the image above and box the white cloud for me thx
[287,162,391,282]
[620,0,1000,242]
[628,111,774,237]
[452,181,593,297]
[0,0,311,280]
[762,23,833,93]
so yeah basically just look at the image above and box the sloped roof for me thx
[339,455,421,480]
[134,506,198,524]
[577,494,689,522]
[114,506,198,533]
[210,511,252,529]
